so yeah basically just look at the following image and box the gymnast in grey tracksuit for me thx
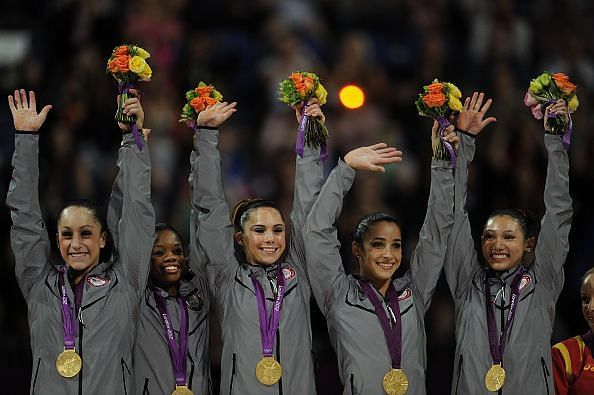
[6,89,154,394]
[305,137,455,394]
[193,101,320,394]
[445,99,572,394]
[130,148,211,394]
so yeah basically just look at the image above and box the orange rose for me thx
[422,92,447,108]
[107,58,119,73]
[303,76,314,92]
[289,73,304,85]
[190,97,206,112]
[204,97,217,107]
[551,72,577,94]
[114,55,131,72]
[196,85,213,97]
[427,82,444,95]
[551,73,569,83]
[114,46,129,56]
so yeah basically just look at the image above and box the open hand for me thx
[293,98,325,125]
[456,92,497,136]
[8,89,52,132]
[344,143,403,173]
[197,101,237,128]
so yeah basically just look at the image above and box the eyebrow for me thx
[370,237,402,242]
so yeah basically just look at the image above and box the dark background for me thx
[1,0,593,393]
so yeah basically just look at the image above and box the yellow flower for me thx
[537,73,551,87]
[134,46,151,59]
[446,83,462,99]
[529,79,543,94]
[568,95,579,112]
[315,84,328,105]
[448,96,462,112]
[212,90,223,101]
[138,63,152,81]
[129,56,147,74]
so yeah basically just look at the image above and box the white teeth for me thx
[492,254,507,259]
[261,248,276,253]
[163,265,179,272]
[378,263,394,270]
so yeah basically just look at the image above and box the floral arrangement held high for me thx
[415,79,463,167]
[279,72,329,160]
[179,82,223,128]
[523,72,578,148]
[106,44,152,149]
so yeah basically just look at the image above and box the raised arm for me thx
[306,144,402,316]
[444,92,496,299]
[408,123,455,312]
[112,93,155,292]
[534,100,572,296]
[6,90,52,299]
[193,102,237,293]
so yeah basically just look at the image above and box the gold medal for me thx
[485,364,506,392]
[255,356,282,385]
[55,348,82,378]
[383,368,409,395]
[171,385,193,395]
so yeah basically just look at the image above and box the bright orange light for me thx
[339,85,365,109]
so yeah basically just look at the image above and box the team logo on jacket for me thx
[398,288,412,301]
[185,292,203,311]
[86,275,110,287]
[282,266,297,281]
[519,274,531,291]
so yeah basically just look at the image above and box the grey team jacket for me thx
[129,150,211,394]
[7,133,155,394]
[445,133,572,394]
[194,128,319,395]
[305,158,455,394]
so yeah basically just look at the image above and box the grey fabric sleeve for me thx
[6,133,51,300]
[113,133,155,292]
[444,134,478,299]
[305,159,355,317]
[409,158,455,312]
[194,129,235,294]
[534,134,572,297]
[188,146,210,306]
[288,146,324,278]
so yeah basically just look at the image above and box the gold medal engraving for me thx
[255,356,282,385]
[171,385,194,395]
[383,368,409,395]
[485,364,506,392]
[56,349,82,378]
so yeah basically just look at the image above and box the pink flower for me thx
[531,104,544,120]
[523,92,538,107]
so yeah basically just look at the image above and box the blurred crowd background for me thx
[1,0,593,393]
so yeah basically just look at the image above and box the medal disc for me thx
[56,349,82,378]
[255,356,282,385]
[171,385,193,395]
[485,364,506,392]
[383,368,409,395]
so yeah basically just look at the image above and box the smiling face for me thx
[237,207,286,266]
[481,215,531,271]
[57,206,106,274]
[353,221,402,290]
[150,229,184,290]
[581,273,594,332]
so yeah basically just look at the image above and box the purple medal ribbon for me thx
[118,82,144,151]
[484,266,526,365]
[437,116,456,168]
[358,280,403,369]
[57,266,80,350]
[152,288,189,387]
[251,266,286,357]
[295,102,328,162]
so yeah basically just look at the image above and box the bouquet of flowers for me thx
[415,79,463,167]
[179,82,223,128]
[279,71,329,160]
[106,44,152,149]
[523,72,578,147]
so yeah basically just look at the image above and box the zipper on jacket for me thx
[350,374,355,394]
[31,358,41,394]
[454,355,463,394]
[121,358,130,395]
[540,357,550,394]
[277,328,283,395]
[188,353,195,389]
[142,378,149,394]
[229,353,236,394]
[78,320,84,395]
